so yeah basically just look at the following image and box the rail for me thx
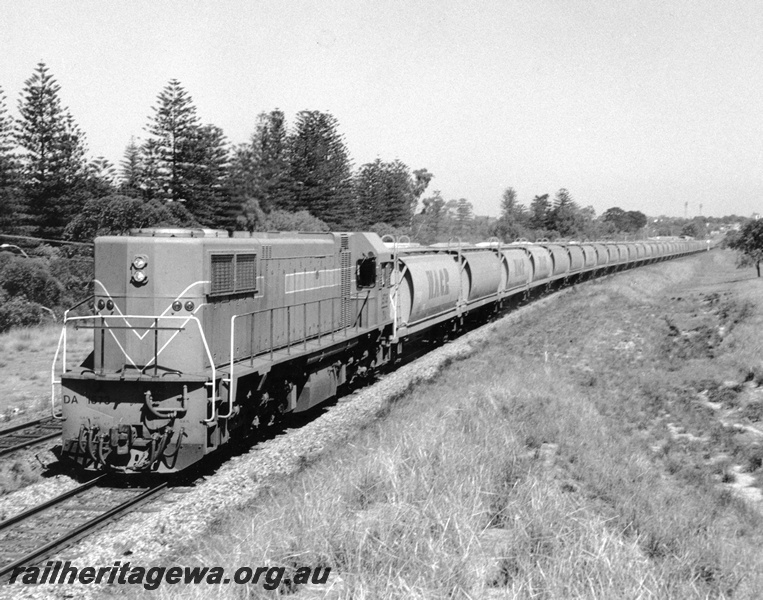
[0,417,62,457]
[0,475,167,579]
[51,314,219,423]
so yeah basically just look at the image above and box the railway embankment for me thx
[153,248,760,599]
[3,248,763,599]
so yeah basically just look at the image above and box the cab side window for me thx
[356,256,377,289]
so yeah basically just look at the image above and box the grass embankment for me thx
[0,323,90,420]
[0,323,90,494]
[119,251,763,597]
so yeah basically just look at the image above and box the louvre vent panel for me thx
[211,253,257,296]
[341,250,351,327]
[235,254,256,291]
[211,255,234,295]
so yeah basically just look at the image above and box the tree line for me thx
[489,187,649,243]
[1,62,729,250]
[0,63,435,241]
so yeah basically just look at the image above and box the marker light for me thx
[184,301,195,312]
[132,256,148,270]
[97,299,105,310]
[106,300,114,310]
[172,301,182,312]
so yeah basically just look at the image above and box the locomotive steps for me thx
[3,249,763,598]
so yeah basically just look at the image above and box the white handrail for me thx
[50,314,219,424]
[224,313,240,420]
[50,326,67,420]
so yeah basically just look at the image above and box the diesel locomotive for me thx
[50,229,706,474]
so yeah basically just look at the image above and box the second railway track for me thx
[0,475,167,579]
[0,417,61,458]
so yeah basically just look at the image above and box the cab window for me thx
[356,256,377,288]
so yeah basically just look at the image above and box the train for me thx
[50,229,707,474]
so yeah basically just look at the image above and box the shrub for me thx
[262,210,330,232]
[48,254,94,308]
[63,194,200,242]
[0,297,45,332]
[0,257,62,307]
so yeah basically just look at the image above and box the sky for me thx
[2,0,763,219]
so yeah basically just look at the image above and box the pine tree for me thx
[499,187,519,221]
[354,159,385,228]
[288,110,354,229]
[142,80,234,227]
[119,137,143,198]
[16,62,88,237]
[454,198,474,236]
[228,110,292,216]
[493,187,529,242]
[252,109,291,212]
[185,124,233,228]
[227,143,259,227]
[144,79,200,202]
[0,86,21,232]
[384,160,415,228]
[82,157,117,199]
[548,188,580,237]
[529,194,551,231]
[354,159,415,229]
[138,139,163,200]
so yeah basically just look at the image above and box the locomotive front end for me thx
[53,230,217,473]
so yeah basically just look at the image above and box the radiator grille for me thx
[235,254,256,291]
[211,254,234,295]
[211,253,257,296]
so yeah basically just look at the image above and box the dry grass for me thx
[0,323,90,494]
[114,251,763,598]
[0,323,91,422]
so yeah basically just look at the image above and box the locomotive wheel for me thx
[256,385,289,431]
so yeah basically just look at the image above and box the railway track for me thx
[0,417,61,458]
[0,475,167,578]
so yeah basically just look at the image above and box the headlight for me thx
[132,270,147,285]
[132,255,148,270]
